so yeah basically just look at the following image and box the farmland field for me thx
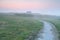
[0,14,43,40]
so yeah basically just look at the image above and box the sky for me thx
[0,0,60,16]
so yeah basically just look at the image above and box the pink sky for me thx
[0,0,60,16]
[0,0,60,10]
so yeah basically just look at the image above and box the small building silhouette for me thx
[26,11,32,14]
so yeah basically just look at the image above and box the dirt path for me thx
[35,21,59,40]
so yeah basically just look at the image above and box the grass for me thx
[0,14,43,40]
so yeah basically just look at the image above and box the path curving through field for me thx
[35,21,59,40]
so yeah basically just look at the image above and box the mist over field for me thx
[0,0,60,40]
[0,0,60,16]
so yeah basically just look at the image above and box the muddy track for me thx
[35,21,59,40]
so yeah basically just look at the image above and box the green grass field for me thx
[0,14,43,40]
